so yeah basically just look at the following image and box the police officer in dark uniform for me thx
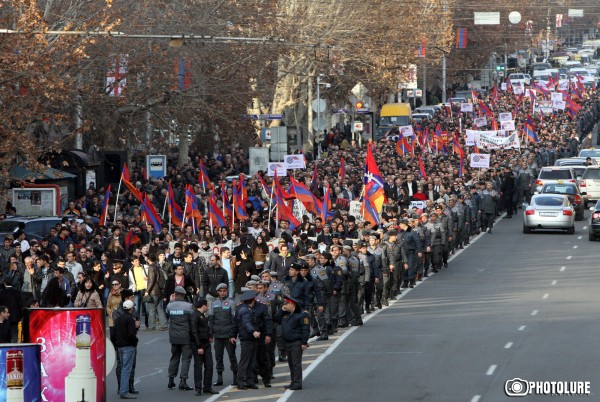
[322,251,343,335]
[190,298,219,396]
[209,283,238,387]
[382,230,406,298]
[281,263,310,310]
[306,254,329,340]
[252,287,273,388]
[274,295,310,391]
[298,259,324,338]
[232,290,261,390]
[399,219,422,288]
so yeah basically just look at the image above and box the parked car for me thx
[0,217,64,241]
[588,200,600,241]
[580,167,600,206]
[534,166,578,192]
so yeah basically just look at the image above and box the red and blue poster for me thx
[25,308,106,402]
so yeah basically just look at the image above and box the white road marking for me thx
[518,325,526,331]
[578,235,583,240]
[134,367,164,385]
[560,266,566,272]
[486,365,497,375]
[573,245,578,249]
[566,256,572,260]
[531,310,538,316]
[143,337,161,345]
[471,396,481,402]
[543,294,549,299]
[583,226,588,230]
[552,280,557,285]
[504,342,513,349]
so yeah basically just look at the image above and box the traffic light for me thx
[355,101,364,109]
[495,65,505,71]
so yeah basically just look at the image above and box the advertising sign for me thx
[25,308,106,402]
[284,155,306,170]
[0,344,42,402]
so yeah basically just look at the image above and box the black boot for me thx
[213,372,223,386]
[318,332,329,341]
[168,377,176,389]
[179,378,193,391]
[231,371,238,386]
[129,379,139,394]
[326,325,334,335]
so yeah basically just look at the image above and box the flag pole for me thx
[267,178,274,232]
[113,175,123,224]
[182,199,188,230]
[161,190,168,220]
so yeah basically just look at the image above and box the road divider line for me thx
[560,266,566,272]
[504,342,513,349]
[583,226,588,230]
[573,245,578,249]
[552,280,557,285]
[543,294,549,299]
[531,310,538,316]
[518,325,526,331]
[486,365,497,375]
[566,256,572,260]
[578,235,583,240]
[470,396,481,402]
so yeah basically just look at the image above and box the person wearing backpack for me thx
[146,251,168,330]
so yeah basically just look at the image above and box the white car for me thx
[523,194,575,234]
[508,73,530,86]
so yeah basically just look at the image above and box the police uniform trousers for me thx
[390,267,400,295]
[168,343,193,379]
[431,244,443,271]
[237,339,258,387]
[377,272,391,304]
[346,281,361,324]
[402,252,418,285]
[285,340,304,388]
[275,323,286,356]
[326,292,339,331]
[481,212,495,232]
[420,251,431,276]
[213,337,238,375]
[338,283,349,326]
[315,293,329,331]
[192,342,214,391]
[255,337,272,385]
[357,278,366,314]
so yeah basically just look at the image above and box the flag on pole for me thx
[363,143,386,213]
[479,103,493,117]
[238,173,248,200]
[184,185,203,227]
[321,185,331,222]
[140,195,163,233]
[208,194,227,228]
[525,116,539,143]
[289,175,321,215]
[338,157,346,180]
[416,37,426,57]
[99,185,112,226]
[360,193,381,225]
[221,181,233,217]
[311,163,318,189]
[167,181,184,228]
[174,57,191,92]
[198,159,210,190]
[418,156,427,179]
[125,229,140,248]
[233,181,249,220]
[455,28,467,48]
[121,163,142,202]
[273,174,301,229]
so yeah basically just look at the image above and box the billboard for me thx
[0,344,42,402]
[24,308,106,402]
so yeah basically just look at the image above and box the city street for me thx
[109,212,600,401]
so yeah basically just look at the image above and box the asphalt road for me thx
[107,210,600,402]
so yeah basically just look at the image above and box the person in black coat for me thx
[501,166,516,218]
[190,298,218,396]
[274,295,310,390]
[231,290,261,390]
[0,306,12,343]
[162,264,197,303]
[0,278,23,342]
[281,263,310,310]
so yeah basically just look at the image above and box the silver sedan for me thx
[523,194,575,234]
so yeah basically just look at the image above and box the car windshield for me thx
[583,169,600,179]
[539,170,572,180]
[0,221,20,232]
[534,196,565,206]
[542,185,576,194]
[579,149,600,158]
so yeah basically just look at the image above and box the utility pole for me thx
[442,53,447,103]
[307,77,313,151]
[422,59,427,106]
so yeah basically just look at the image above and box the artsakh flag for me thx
[360,188,381,225]
[455,28,467,48]
[363,143,386,213]
[168,180,184,228]
[99,185,111,226]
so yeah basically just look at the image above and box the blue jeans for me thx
[118,346,136,396]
